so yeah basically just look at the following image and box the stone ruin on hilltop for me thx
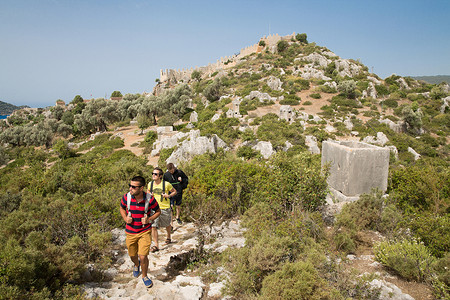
[156,32,296,88]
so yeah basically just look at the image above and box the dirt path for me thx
[113,126,159,166]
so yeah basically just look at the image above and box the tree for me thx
[161,84,192,117]
[71,95,84,105]
[61,111,74,125]
[295,33,308,44]
[191,70,202,81]
[111,91,123,98]
[401,104,423,134]
[203,78,221,102]
[277,40,289,53]
[137,113,152,134]
[57,121,73,138]
[51,105,65,120]
[74,98,120,134]
[337,80,357,99]
[0,145,9,166]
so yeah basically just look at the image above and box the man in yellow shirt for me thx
[147,167,177,252]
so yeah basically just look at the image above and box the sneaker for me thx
[176,218,182,225]
[142,276,153,288]
[132,261,140,278]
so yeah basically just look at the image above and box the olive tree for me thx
[74,98,120,134]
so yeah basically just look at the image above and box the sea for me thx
[0,115,8,119]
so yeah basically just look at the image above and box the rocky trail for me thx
[83,220,245,299]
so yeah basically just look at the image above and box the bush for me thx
[260,261,331,299]
[277,40,289,53]
[295,33,308,43]
[374,239,437,281]
[236,145,261,160]
[309,93,321,99]
[389,164,449,213]
[203,78,222,102]
[408,212,450,258]
[382,98,398,108]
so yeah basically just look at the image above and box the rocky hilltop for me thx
[0,33,448,300]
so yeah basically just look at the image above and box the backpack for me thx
[179,170,189,190]
[126,192,153,218]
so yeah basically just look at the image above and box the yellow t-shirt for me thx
[148,181,173,210]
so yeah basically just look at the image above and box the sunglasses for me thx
[128,184,142,189]
[152,172,161,176]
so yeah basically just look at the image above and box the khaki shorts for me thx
[153,208,171,228]
[126,230,152,257]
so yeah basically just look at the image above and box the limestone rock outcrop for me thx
[166,130,228,165]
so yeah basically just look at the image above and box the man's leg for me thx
[176,205,181,220]
[138,231,153,288]
[139,254,149,277]
[126,233,141,277]
[165,225,172,243]
[151,227,159,250]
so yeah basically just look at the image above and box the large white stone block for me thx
[321,140,389,197]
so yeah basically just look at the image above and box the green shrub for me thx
[236,145,261,160]
[158,147,175,167]
[260,261,332,299]
[382,98,398,108]
[333,232,356,254]
[277,40,289,53]
[389,164,449,213]
[279,97,300,105]
[408,212,450,258]
[295,33,308,43]
[309,93,321,99]
[144,130,157,144]
[374,239,437,281]
[302,100,312,105]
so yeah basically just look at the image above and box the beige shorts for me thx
[126,230,152,257]
[153,208,171,228]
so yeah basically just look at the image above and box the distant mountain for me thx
[411,75,450,85]
[0,101,29,115]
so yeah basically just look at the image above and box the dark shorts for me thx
[170,194,182,206]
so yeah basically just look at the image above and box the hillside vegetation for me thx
[0,33,448,299]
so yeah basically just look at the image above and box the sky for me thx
[1,0,449,108]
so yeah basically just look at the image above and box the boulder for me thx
[305,135,320,154]
[408,147,421,160]
[166,130,227,165]
[252,141,274,159]
[190,111,198,123]
[362,132,389,146]
[441,96,449,113]
[267,76,283,91]
[334,59,362,78]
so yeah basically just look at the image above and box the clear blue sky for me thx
[1,0,449,108]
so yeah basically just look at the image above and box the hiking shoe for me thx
[133,261,140,277]
[176,218,182,225]
[142,276,153,288]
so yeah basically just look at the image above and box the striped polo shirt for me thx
[120,192,159,234]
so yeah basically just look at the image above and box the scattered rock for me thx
[407,147,421,160]
[305,135,320,154]
[190,111,198,123]
[252,141,274,159]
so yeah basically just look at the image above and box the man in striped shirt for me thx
[120,176,160,288]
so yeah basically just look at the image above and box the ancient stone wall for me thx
[158,32,296,83]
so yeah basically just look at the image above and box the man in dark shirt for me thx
[163,163,189,225]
